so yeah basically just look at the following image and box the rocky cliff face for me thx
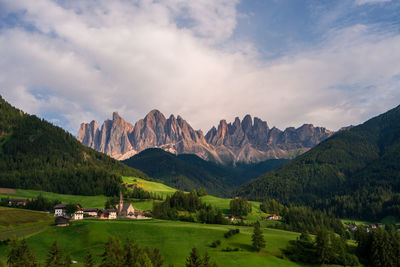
[78,111,332,163]
[78,110,218,161]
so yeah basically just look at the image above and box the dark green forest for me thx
[0,96,147,196]
[237,105,400,220]
[122,148,288,197]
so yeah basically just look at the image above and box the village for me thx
[7,192,152,227]
[53,192,152,226]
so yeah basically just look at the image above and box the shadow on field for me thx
[230,242,253,252]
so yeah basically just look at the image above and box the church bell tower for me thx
[118,191,123,216]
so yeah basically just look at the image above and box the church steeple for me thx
[118,190,123,216]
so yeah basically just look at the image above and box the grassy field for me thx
[0,207,53,241]
[122,176,177,198]
[1,177,272,220]
[0,189,108,209]
[0,216,306,267]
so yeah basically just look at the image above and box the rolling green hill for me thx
[0,96,148,196]
[237,105,400,220]
[122,148,288,197]
[0,215,303,267]
[0,206,53,240]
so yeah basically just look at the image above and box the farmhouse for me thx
[263,214,279,220]
[8,198,27,206]
[225,214,240,221]
[98,209,117,219]
[83,208,98,217]
[54,203,83,220]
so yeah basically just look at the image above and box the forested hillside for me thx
[0,96,147,196]
[122,148,288,197]
[238,105,400,220]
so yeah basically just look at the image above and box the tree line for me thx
[152,190,228,225]
[284,228,359,266]
[0,195,60,212]
[259,199,344,235]
[5,237,219,267]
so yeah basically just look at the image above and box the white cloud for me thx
[0,0,399,135]
[355,0,391,5]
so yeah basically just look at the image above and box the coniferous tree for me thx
[7,239,38,267]
[84,249,95,267]
[252,221,266,251]
[46,241,64,267]
[64,254,72,267]
[186,247,202,267]
[148,247,163,267]
[138,253,154,267]
[315,228,332,264]
[100,237,124,267]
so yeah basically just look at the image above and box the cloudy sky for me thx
[1,0,400,134]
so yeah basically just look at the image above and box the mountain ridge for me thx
[0,95,148,196]
[78,110,332,164]
[236,104,400,220]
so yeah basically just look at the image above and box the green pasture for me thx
[0,207,53,241]
[122,176,177,198]
[0,217,306,267]
[0,189,107,209]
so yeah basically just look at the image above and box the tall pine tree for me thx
[186,247,202,267]
[46,241,64,267]
[252,221,266,251]
[84,249,95,267]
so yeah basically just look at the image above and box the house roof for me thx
[8,198,27,202]
[99,209,116,214]
[54,204,67,209]
[84,208,98,212]
[54,203,82,209]
[122,203,133,210]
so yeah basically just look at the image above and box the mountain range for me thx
[78,110,332,164]
[237,104,400,220]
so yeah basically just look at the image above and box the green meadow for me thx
[0,189,108,209]
[0,179,290,266]
[0,211,306,267]
[0,177,272,220]
[122,176,177,198]
[0,207,53,240]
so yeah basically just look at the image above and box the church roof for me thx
[121,203,133,211]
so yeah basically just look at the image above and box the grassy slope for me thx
[0,207,53,240]
[0,219,305,267]
[122,176,177,198]
[0,180,305,266]
[122,177,270,222]
[1,177,271,220]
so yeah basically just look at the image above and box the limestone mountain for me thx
[78,110,218,161]
[78,110,332,164]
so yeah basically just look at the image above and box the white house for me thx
[72,209,84,220]
[54,203,83,220]
[54,204,67,217]
[98,209,117,220]
[83,208,98,217]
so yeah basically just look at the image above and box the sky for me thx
[1,0,400,134]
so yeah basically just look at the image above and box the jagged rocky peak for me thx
[78,111,333,164]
